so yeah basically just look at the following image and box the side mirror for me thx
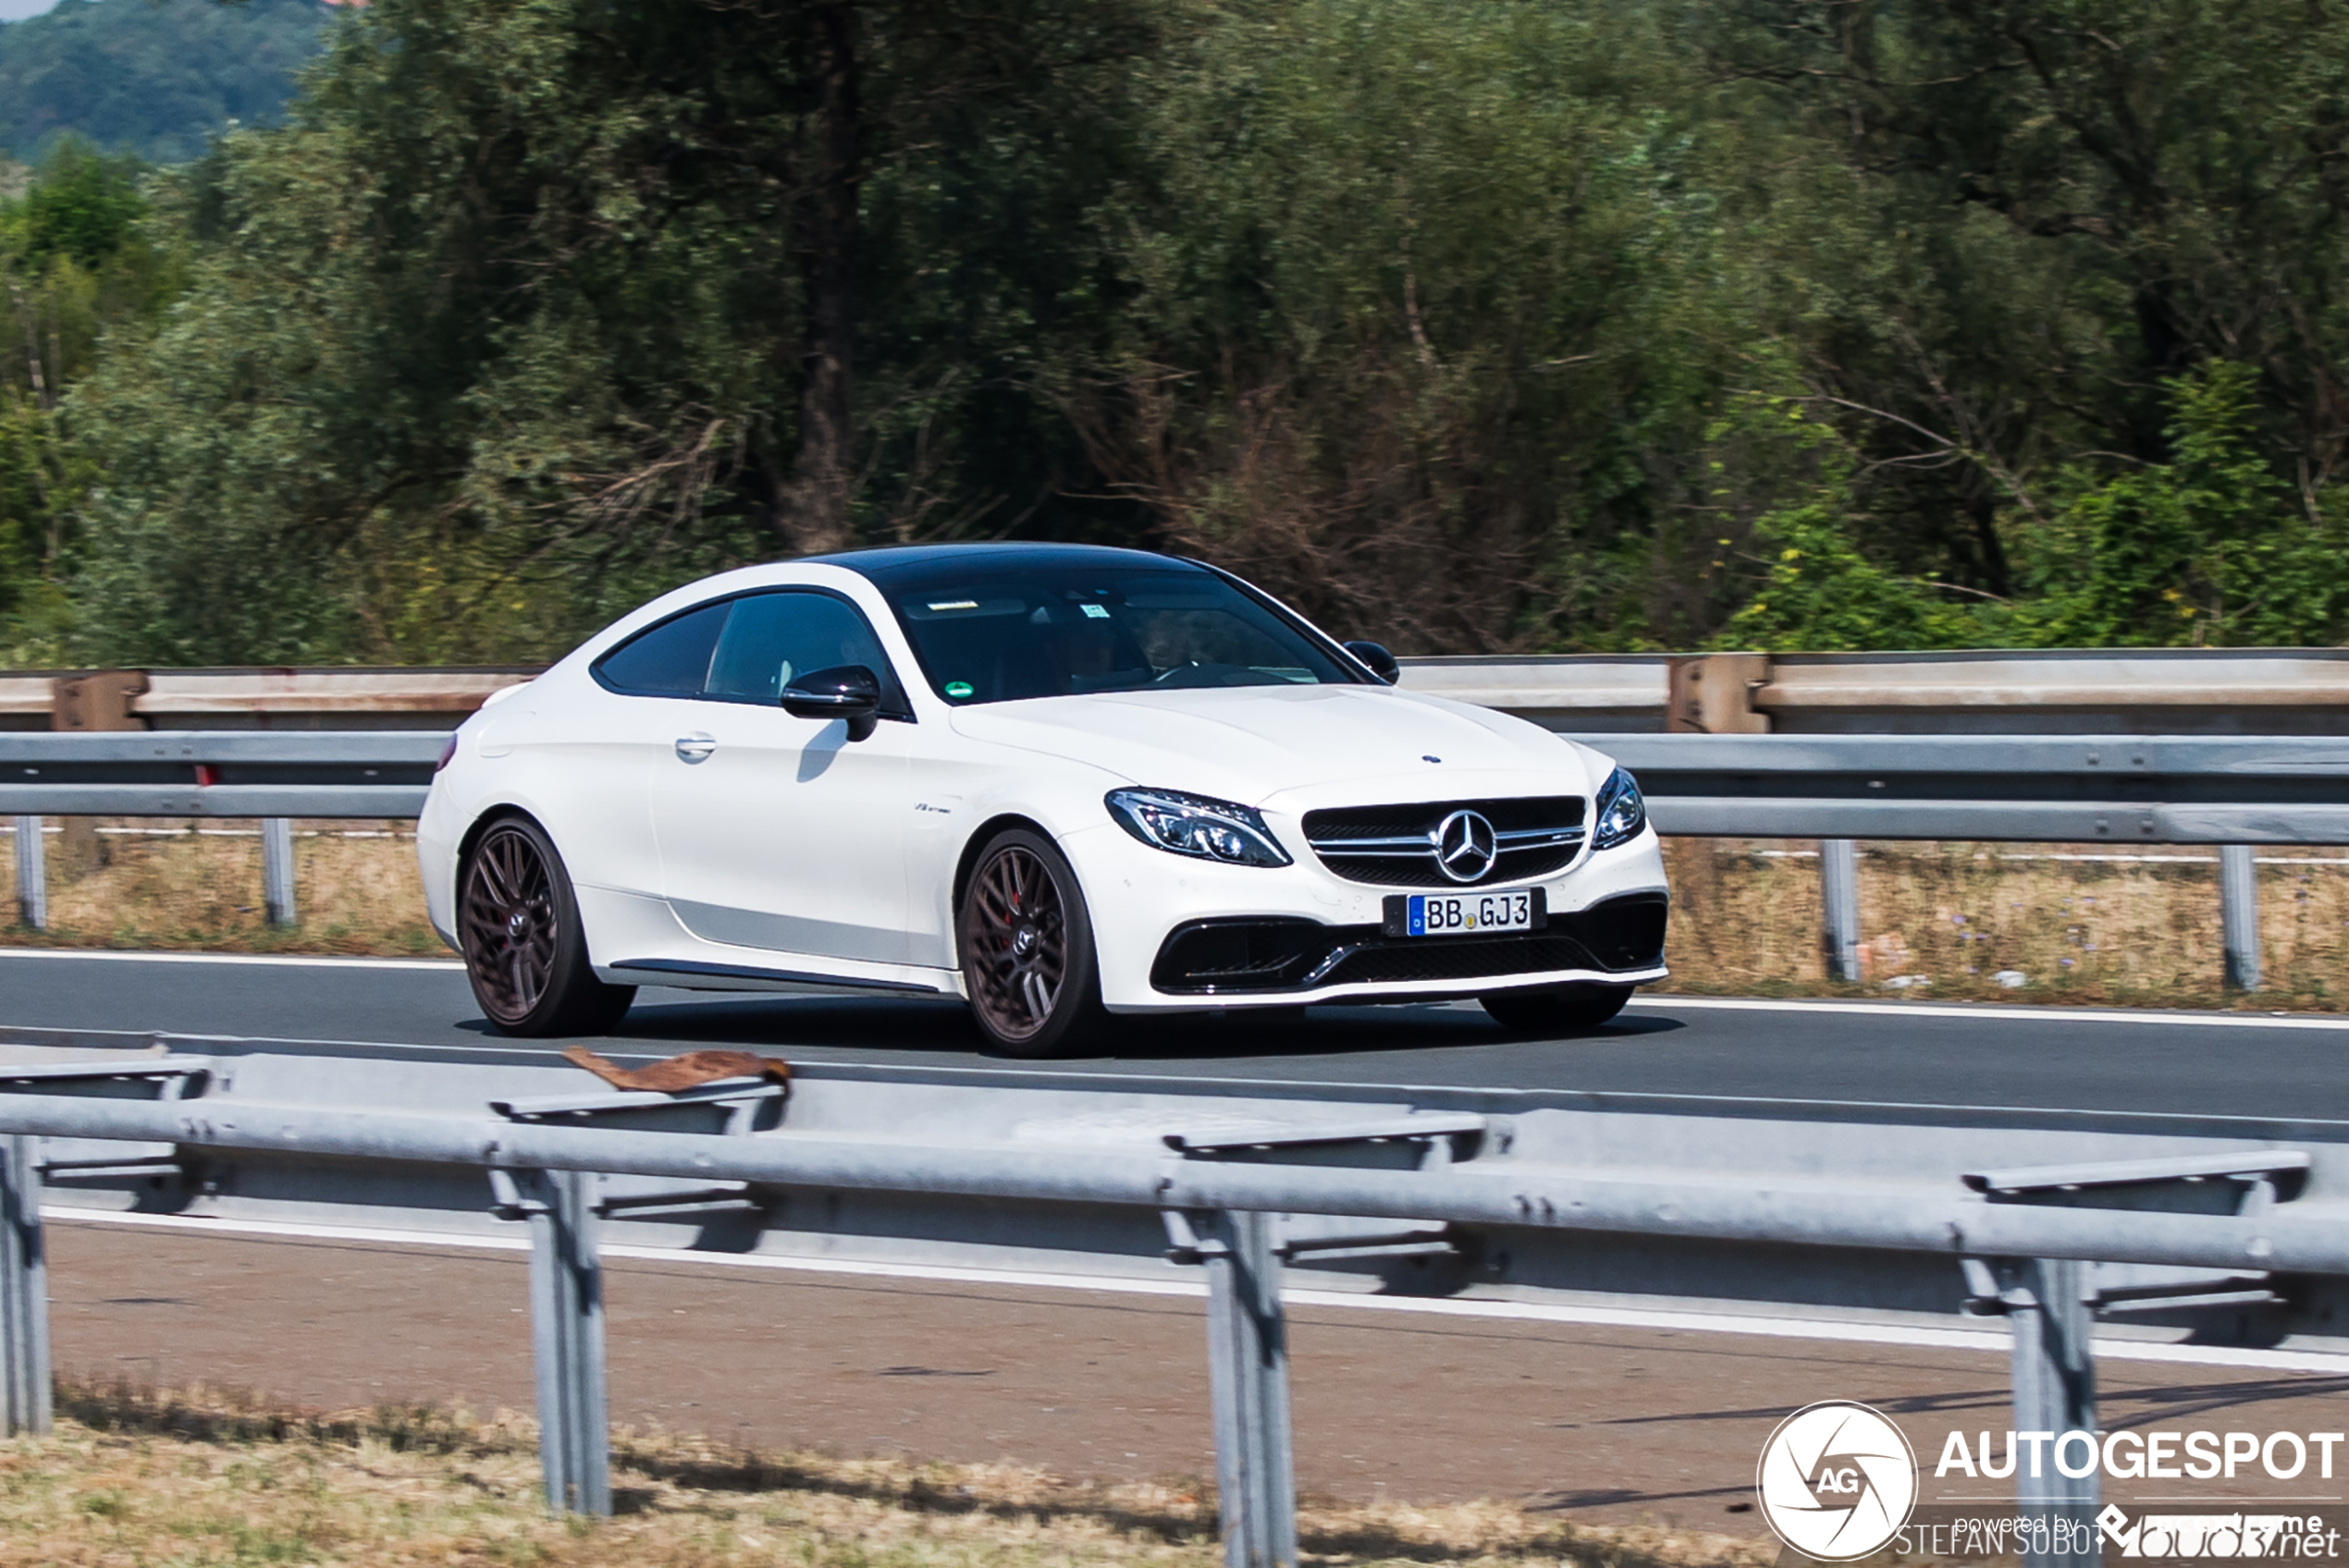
[781,664,882,741]
[1344,640,1400,685]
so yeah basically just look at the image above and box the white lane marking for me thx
[51,1208,532,1255]
[0,949,462,972]
[1630,996,2349,1033]
[44,1207,2349,1376]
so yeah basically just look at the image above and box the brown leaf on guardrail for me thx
[560,1045,791,1092]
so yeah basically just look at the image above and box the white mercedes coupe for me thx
[417,544,1669,1054]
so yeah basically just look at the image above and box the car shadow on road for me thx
[585,993,1684,1064]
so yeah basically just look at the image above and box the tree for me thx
[0,140,174,658]
[65,0,1159,662]
[1064,0,1744,652]
[41,0,2349,661]
[1698,0,2349,634]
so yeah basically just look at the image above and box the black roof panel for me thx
[810,542,1198,583]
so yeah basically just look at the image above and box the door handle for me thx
[674,734,717,763]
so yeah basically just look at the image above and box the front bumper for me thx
[1065,815,1670,1011]
[1150,891,1667,997]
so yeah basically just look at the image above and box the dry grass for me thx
[1659,839,2349,1009]
[2,1378,1770,1568]
[4,825,2343,1010]
[0,821,443,956]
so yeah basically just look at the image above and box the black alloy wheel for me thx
[956,827,1108,1057]
[1479,983,1632,1034]
[459,817,636,1037]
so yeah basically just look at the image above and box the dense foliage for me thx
[0,141,180,660]
[0,0,334,164]
[6,0,2349,663]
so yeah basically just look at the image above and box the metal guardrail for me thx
[1399,648,2349,735]
[0,668,535,730]
[11,650,2349,736]
[0,1028,2340,1565]
[0,731,442,817]
[1609,734,2349,843]
[8,737,2339,845]
[3,729,2344,986]
[0,733,442,931]
[1593,733,2349,990]
[7,730,2347,840]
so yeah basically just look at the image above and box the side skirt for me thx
[605,958,946,995]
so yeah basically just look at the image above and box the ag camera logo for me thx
[1757,1401,1920,1561]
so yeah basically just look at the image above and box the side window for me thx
[591,601,729,696]
[705,591,909,715]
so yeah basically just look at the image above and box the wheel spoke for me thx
[479,841,517,906]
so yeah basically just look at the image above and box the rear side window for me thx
[591,601,728,695]
[592,590,911,717]
[706,591,905,713]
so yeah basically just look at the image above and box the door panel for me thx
[522,693,699,901]
[548,597,735,902]
[651,592,916,967]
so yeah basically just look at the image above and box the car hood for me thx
[947,684,1603,806]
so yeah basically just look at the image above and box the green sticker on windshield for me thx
[944,680,975,698]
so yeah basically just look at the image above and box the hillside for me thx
[0,0,336,163]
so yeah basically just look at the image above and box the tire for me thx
[956,827,1109,1057]
[1479,983,1632,1034]
[459,816,636,1037]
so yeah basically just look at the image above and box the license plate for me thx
[1384,888,1545,937]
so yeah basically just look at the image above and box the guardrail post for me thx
[1820,839,1860,982]
[505,1169,609,1515]
[0,1135,49,1436]
[9,817,43,931]
[2220,844,2261,992]
[261,819,298,927]
[1666,654,1772,733]
[2004,1257,2097,1568]
[1203,1210,1296,1568]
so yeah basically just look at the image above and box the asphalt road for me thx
[3,948,2347,1120]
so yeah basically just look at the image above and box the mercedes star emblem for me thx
[1433,809,1498,882]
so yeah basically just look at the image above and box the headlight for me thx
[1105,788,1292,867]
[1592,766,1646,850]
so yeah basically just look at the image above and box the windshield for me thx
[875,565,1360,705]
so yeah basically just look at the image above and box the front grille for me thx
[1302,796,1586,888]
[1148,893,1667,995]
